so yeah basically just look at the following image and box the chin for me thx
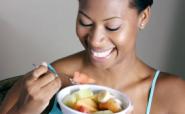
[89,55,115,70]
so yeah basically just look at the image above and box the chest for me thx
[127,97,166,114]
[116,86,147,114]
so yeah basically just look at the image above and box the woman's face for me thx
[76,0,141,69]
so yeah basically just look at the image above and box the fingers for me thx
[22,65,47,91]
[32,64,48,79]
[14,62,62,114]
[29,62,62,90]
[34,73,56,88]
[23,67,61,101]
[41,77,62,99]
[24,62,59,92]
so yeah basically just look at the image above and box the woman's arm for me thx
[0,77,23,114]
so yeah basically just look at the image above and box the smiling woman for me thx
[0,0,185,114]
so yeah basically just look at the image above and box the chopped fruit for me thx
[73,72,96,84]
[75,98,97,113]
[98,98,122,113]
[96,91,113,103]
[73,88,94,100]
[62,89,123,113]
[77,106,89,113]
[63,94,76,108]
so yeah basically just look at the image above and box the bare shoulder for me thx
[155,72,185,113]
[51,51,85,75]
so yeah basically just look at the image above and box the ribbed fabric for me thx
[146,70,160,114]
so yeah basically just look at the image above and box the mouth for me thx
[91,49,112,57]
[90,48,114,61]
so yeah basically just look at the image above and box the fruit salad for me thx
[62,88,123,114]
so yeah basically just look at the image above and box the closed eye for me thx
[79,19,93,27]
[106,26,120,31]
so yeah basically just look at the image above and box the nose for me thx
[88,26,105,47]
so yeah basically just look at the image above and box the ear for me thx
[138,7,151,29]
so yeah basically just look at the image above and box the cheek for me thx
[113,25,137,49]
[76,25,89,42]
[110,30,129,47]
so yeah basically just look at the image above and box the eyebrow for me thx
[79,10,121,21]
[79,10,92,20]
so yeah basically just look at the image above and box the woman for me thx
[1,0,185,114]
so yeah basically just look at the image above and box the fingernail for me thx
[41,62,48,67]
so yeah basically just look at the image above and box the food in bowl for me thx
[57,84,132,114]
[62,88,123,113]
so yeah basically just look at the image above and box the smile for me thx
[91,48,113,58]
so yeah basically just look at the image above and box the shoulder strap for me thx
[146,70,160,114]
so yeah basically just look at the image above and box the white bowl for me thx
[57,84,133,114]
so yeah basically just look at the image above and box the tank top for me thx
[49,70,160,114]
[146,70,160,114]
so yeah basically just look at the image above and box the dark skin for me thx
[0,0,185,114]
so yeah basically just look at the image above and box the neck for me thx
[91,52,154,89]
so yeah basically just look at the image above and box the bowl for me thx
[57,84,133,114]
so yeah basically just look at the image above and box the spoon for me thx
[33,63,78,85]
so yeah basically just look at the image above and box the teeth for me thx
[92,49,112,58]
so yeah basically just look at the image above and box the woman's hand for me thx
[9,63,62,114]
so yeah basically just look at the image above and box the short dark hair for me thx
[78,0,153,14]
[129,0,153,13]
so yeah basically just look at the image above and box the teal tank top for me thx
[49,70,160,114]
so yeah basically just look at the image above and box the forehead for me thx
[79,0,132,20]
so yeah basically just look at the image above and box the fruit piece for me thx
[98,98,122,113]
[77,106,89,113]
[73,88,94,100]
[75,98,98,113]
[63,94,77,108]
[96,91,113,103]
[73,72,96,84]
